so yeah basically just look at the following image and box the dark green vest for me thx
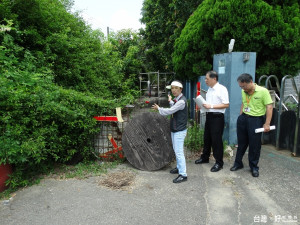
[170,95,188,132]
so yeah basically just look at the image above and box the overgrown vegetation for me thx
[285,102,298,112]
[1,0,299,193]
[184,121,204,152]
[51,160,122,180]
[0,0,145,190]
[141,0,204,71]
[141,0,299,79]
[173,0,300,80]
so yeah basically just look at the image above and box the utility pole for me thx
[107,27,109,39]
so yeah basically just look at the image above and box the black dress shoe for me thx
[210,164,223,172]
[173,175,187,183]
[195,158,209,164]
[170,168,178,174]
[230,165,244,171]
[252,170,259,177]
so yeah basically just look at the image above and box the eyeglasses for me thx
[239,83,249,89]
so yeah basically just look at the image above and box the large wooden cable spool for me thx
[122,112,174,171]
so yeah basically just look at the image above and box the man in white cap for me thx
[152,80,188,183]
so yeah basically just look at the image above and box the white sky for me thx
[72,0,145,34]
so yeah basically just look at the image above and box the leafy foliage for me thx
[172,0,300,80]
[140,0,204,71]
[0,0,140,98]
[0,0,143,188]
[53,161,121,180]
[108,29,147,86]
[0,35,116,186]
[184,121,204,152]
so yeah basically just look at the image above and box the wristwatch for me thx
[211,104,214,109]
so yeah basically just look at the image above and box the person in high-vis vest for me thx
[152,80,188,183]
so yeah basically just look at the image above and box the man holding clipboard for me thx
[194,71,229,172]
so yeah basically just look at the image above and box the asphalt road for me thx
[1,145,299,225]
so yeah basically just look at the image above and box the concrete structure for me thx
[284,74,300,103]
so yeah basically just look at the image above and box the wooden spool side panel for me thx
[122,112,174,171]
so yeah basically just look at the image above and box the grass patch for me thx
[48,160,123,179]
[0,159,123,200]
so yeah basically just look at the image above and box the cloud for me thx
[109,9,143,31]
[77,12,105,32]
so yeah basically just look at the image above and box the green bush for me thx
[0,4,139,188]
[173,0,300,80]
[0,67,123,187]
[184,121,204,152]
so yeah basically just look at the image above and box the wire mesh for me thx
[92,96,169,161]
[93,121,124,161]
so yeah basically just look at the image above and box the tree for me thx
[106,29,147,90]
[140,0,204,71]
[0,0,142,188]
[0,0,142,99]
[172,0,300,81]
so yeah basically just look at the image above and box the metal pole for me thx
[265,75,280,91]
[263,75,280,145]
[148,73,151,97]
[290,77,300,156]
[140,72,159,75]
[139,73,142,98]
[276,76,287,149]
[158,70,160,104]
[293,91,299,156]
[258,75,268,86]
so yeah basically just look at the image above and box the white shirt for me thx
[206,82,229,113]
[158,93,185,116]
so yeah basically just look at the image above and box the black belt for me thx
[242,113,262,118]
[206,112,223,115]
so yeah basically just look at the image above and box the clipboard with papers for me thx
[193,95,207,113]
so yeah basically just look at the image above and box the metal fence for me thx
[259,75,300,156]
[92,97,167,161]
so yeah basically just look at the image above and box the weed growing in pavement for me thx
[184,120,204,152]
[223,140,229,157]
[0,189,12,200]
[223,141,235,159]
[50,160,123,179]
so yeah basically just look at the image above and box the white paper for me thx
[255,125,276,133]
[218,66,225,74]
[193,95,207,113]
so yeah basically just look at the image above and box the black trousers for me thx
[234,113,264,171]
[201,112,225,166]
